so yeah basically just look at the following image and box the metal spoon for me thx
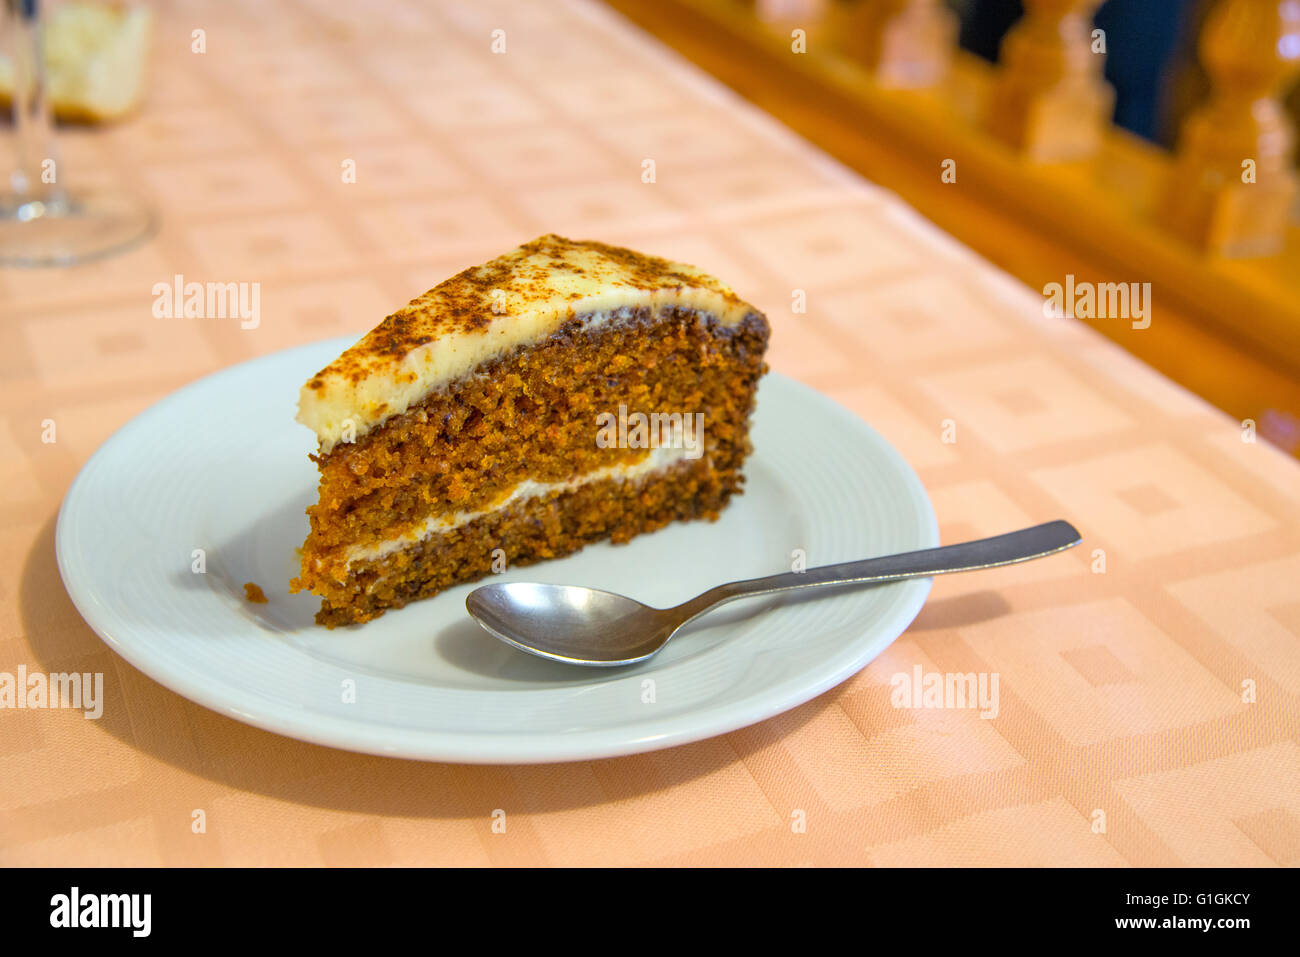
[465,520,1081,667]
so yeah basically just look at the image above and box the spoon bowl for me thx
[466,582,678,665]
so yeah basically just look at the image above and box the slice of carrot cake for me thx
[292,234,770,627]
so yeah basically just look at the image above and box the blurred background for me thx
[3,0,1300,456]
[608,0,1300,455]
[959,0,1199,147]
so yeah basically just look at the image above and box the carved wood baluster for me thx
[985,0,1113,161]
[1162,0,1300,257]
[838,0,958,89]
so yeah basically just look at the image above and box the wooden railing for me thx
[607,0,1300,455]
[1162,0,1300,256]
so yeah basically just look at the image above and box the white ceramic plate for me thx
[56,338,938,763]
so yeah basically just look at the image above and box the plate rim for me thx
[55,338,938,764]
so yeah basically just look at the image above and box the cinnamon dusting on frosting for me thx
[296,234,758,451]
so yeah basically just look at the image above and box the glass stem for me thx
[6,0,63,207]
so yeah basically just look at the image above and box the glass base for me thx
[0,191,155,267]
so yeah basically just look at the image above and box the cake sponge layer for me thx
[310,455,738,627]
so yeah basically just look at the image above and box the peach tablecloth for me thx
[3,0,1299,866]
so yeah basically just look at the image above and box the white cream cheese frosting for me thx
[296,235,756,452]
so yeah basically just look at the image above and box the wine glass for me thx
[0,0,154,267]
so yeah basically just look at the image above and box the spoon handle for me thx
[675,520,1081,620]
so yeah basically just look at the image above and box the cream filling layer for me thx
[342,442,697,569]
